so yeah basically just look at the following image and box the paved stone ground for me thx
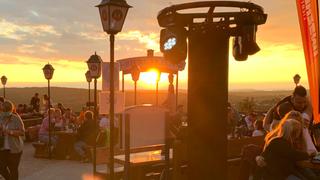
[0,143,109,180]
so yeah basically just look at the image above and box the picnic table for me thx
[54,130,78,160]
[297,160,320,170]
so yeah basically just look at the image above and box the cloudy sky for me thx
[0,0,310,90]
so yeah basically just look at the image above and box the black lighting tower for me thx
[158,1,267,179]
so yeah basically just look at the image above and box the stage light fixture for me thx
[160,27,187,64]
[232,25,260,61]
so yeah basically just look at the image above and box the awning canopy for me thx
[116,50,185,74]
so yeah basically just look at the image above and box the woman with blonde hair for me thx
[266,111,306,151]
[262,116,316,180]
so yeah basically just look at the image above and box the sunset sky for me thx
[0,0,311,90]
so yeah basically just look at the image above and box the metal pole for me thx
[122,72,125,92]
[88,82,91,110]
[3,85,5,98]
[109,33,115,180]
[156,81,159,106]
[48,80,52,159]
[134,81,137,105]
[93,78,97,174]
[176,72,179,111]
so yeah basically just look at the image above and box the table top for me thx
[297,160,320,170]
[55,130,77,135]
[114,149,172,167]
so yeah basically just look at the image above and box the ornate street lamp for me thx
[131,64,140,105]
[86,52,102,174]
[293,74,301,86]
[1,76,7,98]
[85,70,93,109]
[96,0,131,178]
[42,63,54,159]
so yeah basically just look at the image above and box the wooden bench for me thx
[32,142,49,158]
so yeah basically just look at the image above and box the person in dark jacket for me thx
[263,85,312,131]
[30,93,40,112]
[73,110,97,162]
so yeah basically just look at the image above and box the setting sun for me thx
[139,69,161,86]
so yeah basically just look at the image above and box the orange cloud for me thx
[0,18,61,40]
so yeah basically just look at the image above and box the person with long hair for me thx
[261,112,318,180]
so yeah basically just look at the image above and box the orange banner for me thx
[296,0,319,123]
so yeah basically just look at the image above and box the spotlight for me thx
[242,25,260,55]
[232,25,260,61]
[160,27,187,64]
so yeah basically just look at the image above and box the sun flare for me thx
[139,69,160,85]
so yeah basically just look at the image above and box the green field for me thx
[1,87,293,113]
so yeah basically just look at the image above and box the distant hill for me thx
[1,87,292,113]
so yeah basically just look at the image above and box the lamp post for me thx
[96,0,131,179]
[131,64,140,105]
[156,72,161,106]
[293,74,301,86]
[42,63,54,159]
[86,52,102,174]
[85,70,93,109]
[1,76,7,98]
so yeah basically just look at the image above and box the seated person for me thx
[257,111,318,180]
[63,108,76,126]
[76,106,87,126]
[38,108,57,145]
[74,111,97,162]
[56,103,65,115]
[252,120,266,137]
[227,102,240,138]
[245,112,257,135]
[262,119,311,180]
[54,108,64,131]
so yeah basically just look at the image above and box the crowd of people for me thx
[226,85,320,179]
[1,84,320,179]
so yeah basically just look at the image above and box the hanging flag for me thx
[296,0,319,123]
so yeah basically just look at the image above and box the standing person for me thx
[30,93,40,113]
[263,85,312,131]
[0,100,25,180]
